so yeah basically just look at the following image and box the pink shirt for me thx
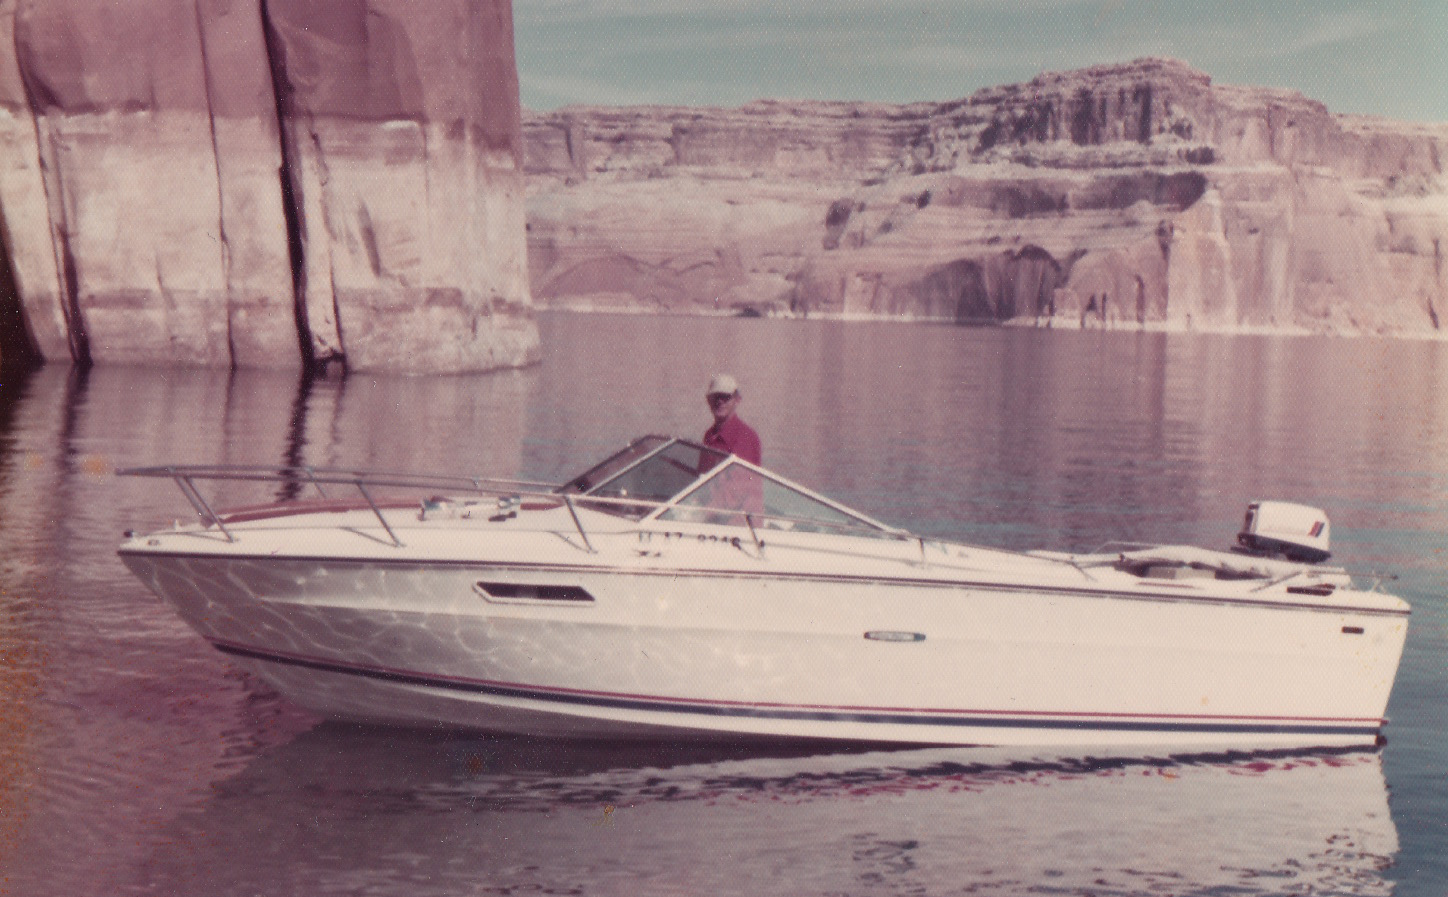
[703,414,761,465]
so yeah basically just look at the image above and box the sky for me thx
[513,0,1448,122]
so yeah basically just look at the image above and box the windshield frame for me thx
[646,453,899,533]
[555,435,678,495]
[555,436,728,518]
[558,436,902,534]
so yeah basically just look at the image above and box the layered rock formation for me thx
[0,0,537,371]
[525,58,1448,335]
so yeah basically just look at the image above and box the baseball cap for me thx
[706,374,739,396]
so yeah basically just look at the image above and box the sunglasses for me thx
[707,393,736,405]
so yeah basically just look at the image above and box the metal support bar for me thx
[563,495,596,553]
[173,472,234,542]
[745,513,764,555]
[304,467,328,499]
[356,482,403,547]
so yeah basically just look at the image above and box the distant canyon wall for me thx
[524,58,1448,335]
[0,0,537,372]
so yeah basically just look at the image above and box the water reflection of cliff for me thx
[0,365,535,896]
[137,729,1398,897]
[83,366,536,508]
[0,366,58,879]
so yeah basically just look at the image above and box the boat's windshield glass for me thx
[659,464,885,534]
[560,438,730,517]
[556,436,674,494]
[558,436,891,531]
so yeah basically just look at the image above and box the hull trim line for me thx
[211,639,1385,738]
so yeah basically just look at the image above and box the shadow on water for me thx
[0,357,42,890]
[275,721,1386,790]
[0,364,37,480]
[266,721,1396,812]
[133,723,1399,897]
[280,721,928,782]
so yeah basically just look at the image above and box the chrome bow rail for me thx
[118,464,1088,575]
[117,464,564,548]
[117,462,931,559]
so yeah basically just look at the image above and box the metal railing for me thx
[118,464,1094,575]
[117,464,916,556]
[118,464,562,548]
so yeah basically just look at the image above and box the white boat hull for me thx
[120,527,1408,749]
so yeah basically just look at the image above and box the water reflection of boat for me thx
[142,730,1398,897]
[119,436,1409,750]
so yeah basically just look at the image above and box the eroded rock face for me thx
[7,0,239,366]
[0,0,537,371]
[525,58,1448,335]
[265,0,535,372]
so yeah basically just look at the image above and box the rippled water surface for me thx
[1,314,1445,895]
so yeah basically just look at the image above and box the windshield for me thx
[558,436,895,532]
[557,436,673,494]
[659,465,890,534]
[557,437,730,517]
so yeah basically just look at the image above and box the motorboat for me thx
[118,435,1409,749]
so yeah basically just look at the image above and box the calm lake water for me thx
[1,312,1445,895]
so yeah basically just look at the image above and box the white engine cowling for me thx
[1236,501,1331,563]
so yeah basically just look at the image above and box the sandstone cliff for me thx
[525,58,1448,335]
[0,0,538,371]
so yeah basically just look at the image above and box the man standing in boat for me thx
[703,374,761,464]
[699,374,763,520]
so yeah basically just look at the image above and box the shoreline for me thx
[533,305,1448,342]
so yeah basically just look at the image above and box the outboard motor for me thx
[1236,501,1331,563]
